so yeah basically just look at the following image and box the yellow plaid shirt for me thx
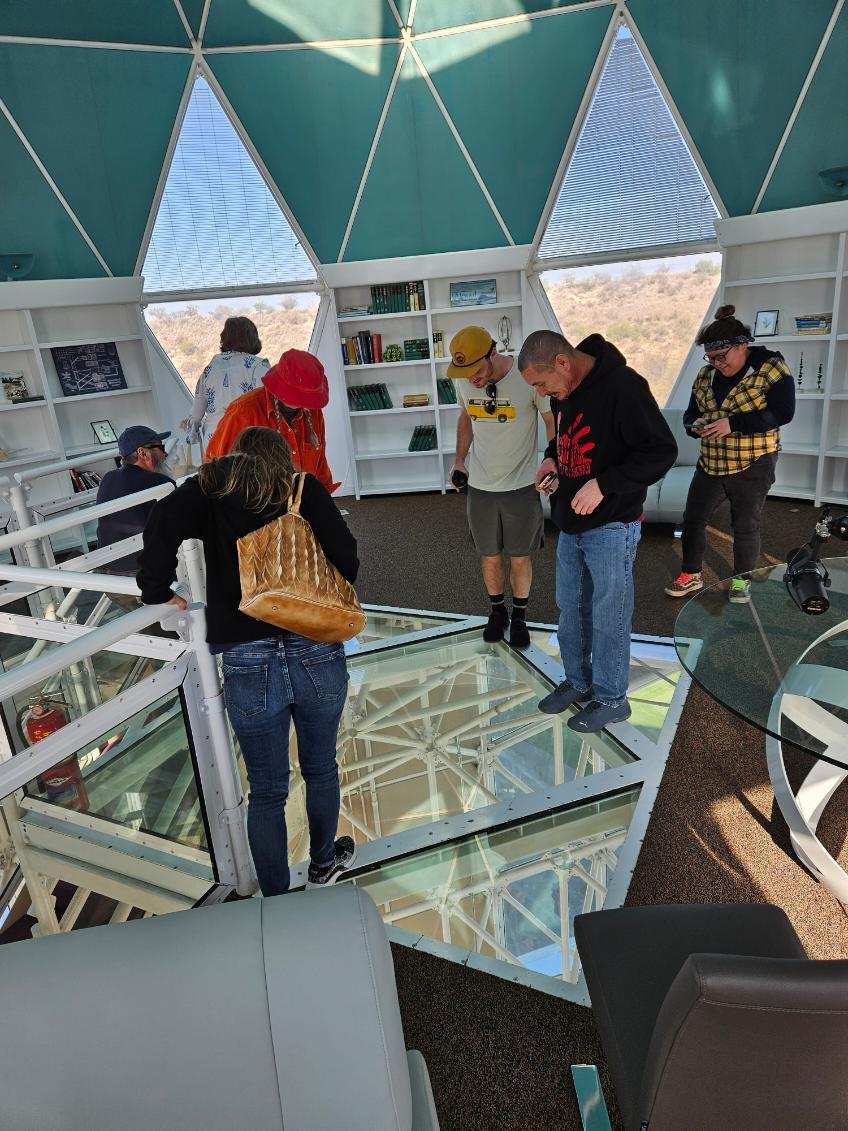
[692,356,790,476]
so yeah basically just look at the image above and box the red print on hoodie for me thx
[557,412,595,478]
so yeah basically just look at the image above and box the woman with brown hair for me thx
[184,315,270,448]
[137,426,359,896]
[665,304,795,603]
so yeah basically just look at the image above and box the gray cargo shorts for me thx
[466,483,544,557]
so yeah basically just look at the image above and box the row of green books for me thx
[370,282,425,313]
[437,378,458,404]
[408,425,437,451]
[347,384,393,411]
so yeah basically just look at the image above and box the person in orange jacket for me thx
[204,348,339,492]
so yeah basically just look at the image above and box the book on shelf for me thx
[408,425,437,451]
[403,337,430,360]
[402,393,430,408]
[437,377,457,404]
[69,467,102,492]
[347,384,393,411]
[342,330,385,365]
[368,281,425,314]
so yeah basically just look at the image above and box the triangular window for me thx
[141,74,316,294]
[538,26,719,261]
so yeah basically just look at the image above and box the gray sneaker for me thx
[567,699,631,733]
[306,836,357,888]
[538,681,591,715]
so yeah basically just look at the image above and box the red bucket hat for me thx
[262,349,329,410]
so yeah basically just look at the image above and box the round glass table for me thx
[674,557,848,905]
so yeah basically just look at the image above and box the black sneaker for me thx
[483,605,509,643]
[509,617,530,650]
[306,836,357,888]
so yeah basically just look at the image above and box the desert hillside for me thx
[146,295,320,392]
[543,259,720,404]
[147,261,720,407]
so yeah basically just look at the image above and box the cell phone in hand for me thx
[538,472,558,492]
[451,468,469,490]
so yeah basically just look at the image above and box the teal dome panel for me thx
[0,0,191,47]
[628,0,838,216]
[343,54,506,261]
[417,5,613,244]
[0,112,106,280]
[178,0,207,37]
[413,1,591,35]
[202,0,399,48]
[761,10,848,212]
[209,44,399,263]
[0,45,191,277]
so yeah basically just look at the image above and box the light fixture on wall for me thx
[0,253,35,281]
[818,166,848,198]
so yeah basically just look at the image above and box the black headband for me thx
[705,333,753,351]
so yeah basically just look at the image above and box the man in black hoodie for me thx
[519,329,677,733]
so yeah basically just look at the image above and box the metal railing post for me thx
[7,481,42,568]
[181,538,206,604]
[186,604,255,896]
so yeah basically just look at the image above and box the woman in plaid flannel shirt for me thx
[665,305,795,603]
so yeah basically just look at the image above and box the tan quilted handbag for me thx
[237,473,366,643]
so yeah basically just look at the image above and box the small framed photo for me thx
[754,309,779,337]
[91,419,118,445]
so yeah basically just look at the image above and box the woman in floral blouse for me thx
[185,316,270,449]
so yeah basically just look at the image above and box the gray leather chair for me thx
[0,885,439,1130]
[641,408,700,524]
[575,902,848,1130]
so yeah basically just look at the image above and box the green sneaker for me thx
[729,577,751,603]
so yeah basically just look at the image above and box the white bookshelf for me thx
[716,201,848,505]
[329,265,525,498]
[0,277,167,533]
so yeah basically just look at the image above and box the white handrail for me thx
[5,449,119,486]
[0,563,140,595]
[0,600,175,704]
[0,481,173,553]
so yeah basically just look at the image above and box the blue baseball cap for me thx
[117,425,171,457]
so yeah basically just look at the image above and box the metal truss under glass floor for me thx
[281,607,691,1007]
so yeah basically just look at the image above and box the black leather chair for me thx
[574,902,848,1130]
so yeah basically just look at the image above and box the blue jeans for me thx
[221,635,349,896]
[555,521,641,706]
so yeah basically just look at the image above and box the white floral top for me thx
[188,351,271,442]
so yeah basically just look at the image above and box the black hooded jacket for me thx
[544,335,678,534]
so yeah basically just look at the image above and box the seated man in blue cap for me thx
[96,425,173,598]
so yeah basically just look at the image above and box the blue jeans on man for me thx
[552,521,641,724]
[221,634,349,896]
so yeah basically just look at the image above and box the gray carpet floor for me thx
[342,489,848,1131]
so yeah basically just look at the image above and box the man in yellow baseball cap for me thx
[448,326,554,649]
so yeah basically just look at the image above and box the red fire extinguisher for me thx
[20,697,89,812]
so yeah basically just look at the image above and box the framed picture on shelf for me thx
[90,419,118,445]
[0,369,31,402]
[753,309,779,337]
[449,279,497,308]
[51,342,127,397]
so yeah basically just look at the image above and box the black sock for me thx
[512,596,528,620]
[488,593,507,618]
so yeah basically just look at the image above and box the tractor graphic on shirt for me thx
[466,398,517,424]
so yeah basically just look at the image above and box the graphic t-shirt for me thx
[458,365,547,492]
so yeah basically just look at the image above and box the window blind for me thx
[538,28,719,262]
[142,75,316,294]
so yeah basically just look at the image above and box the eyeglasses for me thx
[483,381,498,414]
[704,347,735,365]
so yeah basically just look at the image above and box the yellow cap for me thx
[446,326,496,379]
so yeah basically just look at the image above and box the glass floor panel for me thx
[352,609,459,647]
[22,689,209,853]
[352,789,640,986]
[529,627,683,743]
[286,632,635,860]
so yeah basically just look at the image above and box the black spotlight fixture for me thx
[0,253,35,281]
